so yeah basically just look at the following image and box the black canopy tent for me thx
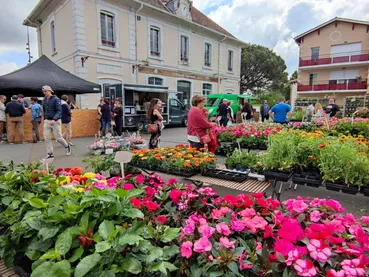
[0,55,101,98]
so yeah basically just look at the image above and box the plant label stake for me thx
[43,158,54,174]
[114,151,133,179]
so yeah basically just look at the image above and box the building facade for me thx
[24,0,244,109]
[291,17,369,107]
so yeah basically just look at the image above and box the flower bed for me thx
[0,165,368,276]
[131,145,216,176]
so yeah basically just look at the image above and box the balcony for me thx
[299,51,369,68]
[297,79,367,93]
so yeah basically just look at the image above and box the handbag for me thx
[148,123,158,134]
[200,134,211,144]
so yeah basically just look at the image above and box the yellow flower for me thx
[56,176,71,185]
[83,172,96,179]
[72,187,84,193]
[141,157,148,160]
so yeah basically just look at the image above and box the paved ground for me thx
[0,126,368,217]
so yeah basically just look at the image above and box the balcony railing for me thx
[299,51,369,67]
[297,79,367,92]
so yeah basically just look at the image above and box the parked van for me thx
[103,84,188,130]
[205,94,257,116]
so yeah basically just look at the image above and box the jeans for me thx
[261,115,269,122]
[101,119,112,136]
[307,116,312,122]
[189,140,204,150]
[44,119,68,154]
[8,116,25,143]
[32,119,41,142]
[219,116,228,127]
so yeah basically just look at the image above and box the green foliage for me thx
[241,44,288,93]
[225,150,259,170]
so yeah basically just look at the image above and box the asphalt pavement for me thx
[0,126,368,217]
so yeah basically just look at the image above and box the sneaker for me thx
[45,153,54,159]
[66,145,72,156]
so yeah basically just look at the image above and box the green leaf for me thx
[146,247,164,263]
[31,261,52,277]
[50,260,71,277]
[162,245,179,260]
[298,213,306,223]
[119,234,144,246]
[162,227,180,243]
[80,212,89,233]
[29,197,48,208]
[227,261,240,276]
[39,227,60,241]
[209,271,224,277]
[115,188,128,198]
[95,241,111,253]
[98,220,114,241]
[26,218,44,231]
[68,247,84,263]
[74,253,101,277]
[149,261,178,276]
[2,196,14,206]
[40,249,61,261]
[25,250,41,261]
[56,229,73,256]
[100,271,116,277]
[121,257,143,274]
[125,208,144,219]
[282,268,289,277]
[163,262,177,272]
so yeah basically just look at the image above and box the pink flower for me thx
[275,239,294,257]
[285,199,308,213]
[145,186,156,197]
[341,259,366,277]
[212,207,231,219]
[310,211,321,223]
[324,199,344,213]
[183,223,195,235]
[156,215,166,225]
[216,222,231,236]
[180,241,193,258]
[167,178,178,185]
[307,239,331,263]
[239,252,253,270]
[199,187,217,196]
[361,216,369,226]
[198,224,215,239]
[194,238,212,253]
[219,237,236,249]
[245,215,268,233]
[286,248,306,266]
[278,219,304,243]
[293,259,317,277]
[123,183,135,190]
[231,218,246,232]
[239,208,256,218]
[135,174,144,185]
[169,189,183,204]
[327,270,345,277]
[255,242,262,251]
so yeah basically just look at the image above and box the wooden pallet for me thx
[0,261,19,277]
[186,175,270,193]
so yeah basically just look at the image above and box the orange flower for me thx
[194,162,200,167]
[184,162,191,167]
[319,144,326,149]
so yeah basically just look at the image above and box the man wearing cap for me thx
[42,86,71,158]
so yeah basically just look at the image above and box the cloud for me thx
[197,0,369,75]
[0,0,38,61]
[0,62,18,76]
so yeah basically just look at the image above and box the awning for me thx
[124,84,169,93]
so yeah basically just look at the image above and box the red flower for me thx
[145,186,156,197]
[169,189,183,204]
[130,198,141,209]
[70,167,83,176]
[156,215,166,225]
[142,198,160,211]
[278,219,304,243]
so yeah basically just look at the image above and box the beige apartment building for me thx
[24,0,244,109]
[291,17,369,107]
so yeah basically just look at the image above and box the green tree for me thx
[291,70,298,80]
[240,44,288,93]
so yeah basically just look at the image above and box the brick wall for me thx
[7,109,100,142]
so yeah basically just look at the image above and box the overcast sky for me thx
[1,0,369,76]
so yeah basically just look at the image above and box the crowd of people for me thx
[97,98,124,137]
[0,87,76,159]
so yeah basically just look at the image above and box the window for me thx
[180,35,189,63]
[51,21,56,53]
[148,77,163,86]
[202,84,212,96]
[177,81,191,107]
[150,26,161,57]
[309,73,318,86]
[204,43,212,67]
[100,12,115,47]
[311,47,319,60]
[228,50,234,71]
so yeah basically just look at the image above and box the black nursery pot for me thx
[325,181,344,192]
[264,169,294,182]
[362,187,369,197]
[325,181,359,195]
